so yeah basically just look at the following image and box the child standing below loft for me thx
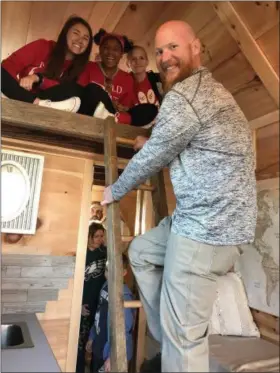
[86,254,135,373]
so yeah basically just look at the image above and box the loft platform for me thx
[1,97,150,159]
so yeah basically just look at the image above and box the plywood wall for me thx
[1,138,93,371]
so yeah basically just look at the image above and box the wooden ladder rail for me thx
[105,118,169,372]
[104,119,128,372]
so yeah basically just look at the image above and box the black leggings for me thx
[1,66,158,126]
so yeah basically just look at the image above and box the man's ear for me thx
[192,38,201,57]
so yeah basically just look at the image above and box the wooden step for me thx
[124,300,142,309]
[121,235,134,243]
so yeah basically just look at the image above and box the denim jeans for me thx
[128,216,241,372]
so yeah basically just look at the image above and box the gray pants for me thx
[128,217,241,372]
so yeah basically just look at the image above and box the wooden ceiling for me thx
[1,1,279,123]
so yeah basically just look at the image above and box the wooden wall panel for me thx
[231,1,279,76]
[25,2,66,44]
[198,15,240,71]
[114,1,169,42]
[257,24,280,74]
[1,1,32,59]
[232,1,279,40]
[256,121,279,180]
[212,51,256,94]
[61,1,94,24]
[234,81,278,121]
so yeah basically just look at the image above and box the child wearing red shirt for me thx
[83,29,159,127]
[127,45,163,127]
[1,16,93,112]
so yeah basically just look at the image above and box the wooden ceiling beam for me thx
[212,1,279,107]
[249,110,279,130]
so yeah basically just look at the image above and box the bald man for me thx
[102,21,256,372]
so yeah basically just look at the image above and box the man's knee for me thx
[128,235,144,266]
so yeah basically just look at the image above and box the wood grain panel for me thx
[39,318,70,371]
[114,2,169,42]
[102,1,130,32]
[26,1,66,44]
[1,1,32,59]
[233,80,278,121]
[256,121,279,180]
[232,1,279,40]
[212,51,256,94]
[257,23,280,74]
[61,1,94,24]
[213,1,279,106]
[199,15,240,70]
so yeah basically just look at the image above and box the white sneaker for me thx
[38,97,81,113]
[93,102,114,120]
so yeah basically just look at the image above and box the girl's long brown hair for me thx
[44,16,93,82]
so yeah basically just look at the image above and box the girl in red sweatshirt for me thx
[127,45,163,127]
[80,29,158,127]
[1,16,93,112]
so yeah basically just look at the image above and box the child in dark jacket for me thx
[86,254,135,373]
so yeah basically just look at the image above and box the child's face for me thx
[88,229,104,249]
[128,48,149,74]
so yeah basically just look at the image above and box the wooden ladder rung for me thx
[124,300,142,309]
[122,235,134,242]
[136,184,155,192]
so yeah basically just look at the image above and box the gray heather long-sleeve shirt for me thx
[111,67,257,245]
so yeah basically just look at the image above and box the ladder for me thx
[103,118,168,372]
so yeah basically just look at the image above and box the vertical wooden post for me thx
[104,118,127,372]
[134,189,144,237]
[151,170,169,224]
[135,306,147,372]
[66,160,93,372]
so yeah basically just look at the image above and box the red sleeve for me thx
[39,77,60,90]
[76,62,93,87]
[120,75,137,109]
[1,39,51,80]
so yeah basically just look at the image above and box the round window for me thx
[1,160,31,222]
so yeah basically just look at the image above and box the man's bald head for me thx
[156,20,197,45]
[155,20,201,93]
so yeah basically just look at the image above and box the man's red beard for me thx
[160,61,194,95]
